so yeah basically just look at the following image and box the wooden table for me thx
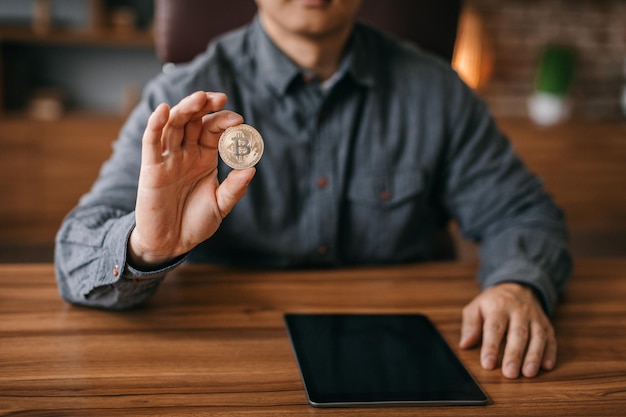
[1,260,625,416]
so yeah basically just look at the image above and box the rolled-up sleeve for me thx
[54,205,185,310]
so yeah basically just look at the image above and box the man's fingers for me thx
[480,314,508,370]
[183,93,229,147]
[520,320,550,378]
[541,326,557,371]
[200,111,244,148]
[460,302,482,349]
[169,92,226,128]
[142,103,170,166]
[501,314,530,379]
[162,92,227,152]
[215,168,256,218]
[464,284,557,379]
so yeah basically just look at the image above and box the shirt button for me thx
[379,191,391,201]
[303,74,314,84]
[318,245,329,255]
[317,176,329,188]
[113,264,120,277]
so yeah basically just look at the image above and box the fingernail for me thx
[524,362,539,377]
[505,362,519,378]
[543,359,554,370]
[481,355,497,369]
[460,332,473,348]
[227,113,241,121]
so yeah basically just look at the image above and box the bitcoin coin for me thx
[218,124,264,169]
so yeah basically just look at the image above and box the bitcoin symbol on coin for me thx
[218,124,264,169]
[232,133,251,159]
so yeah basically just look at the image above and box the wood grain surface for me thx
[1,260,625,416]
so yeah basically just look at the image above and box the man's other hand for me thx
[459,282,557,379]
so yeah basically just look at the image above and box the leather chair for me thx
[152,0,462,260]
[154,0,462,64]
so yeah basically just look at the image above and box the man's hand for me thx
[459,283,557,379]
[128,91,255,269]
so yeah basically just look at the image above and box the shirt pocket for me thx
[343,171,432,262]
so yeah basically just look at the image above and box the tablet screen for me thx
[284,313,488,407]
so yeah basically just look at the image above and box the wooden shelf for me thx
[0,111,127,263]
[0,26,154,49]
[0,110,127,123]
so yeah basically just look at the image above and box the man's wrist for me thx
[127,230,176,271]
[494,281,547,312]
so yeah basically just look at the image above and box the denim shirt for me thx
[55,17,572,312]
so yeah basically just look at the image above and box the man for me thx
[55,0,572,380]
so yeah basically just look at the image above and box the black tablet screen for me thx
[284,313,488,407]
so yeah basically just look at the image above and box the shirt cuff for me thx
[123,254,187,280]
[96,212,186,285]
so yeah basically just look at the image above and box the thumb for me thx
[215,168,256,218]
[460,300,483,349]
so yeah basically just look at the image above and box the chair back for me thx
[154,0,462,64]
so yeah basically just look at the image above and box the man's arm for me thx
[441,73,572,378]
[55,91,254,309]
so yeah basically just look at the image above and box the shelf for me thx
[0,110,128,124]
[0,25,154,49]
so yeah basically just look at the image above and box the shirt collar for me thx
[249,16,302,96]
[346,22,377,88]
[249,16,376,96]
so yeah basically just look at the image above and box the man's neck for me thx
[259,17,352,82]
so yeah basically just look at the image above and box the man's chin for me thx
[295,0,333,7]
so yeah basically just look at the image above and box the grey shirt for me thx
[55,17,572,312]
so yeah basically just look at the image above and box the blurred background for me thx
[0,0,625,262]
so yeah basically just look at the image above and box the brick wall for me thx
[466,0,626,119]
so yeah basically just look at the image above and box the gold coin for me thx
[218,124,264,169]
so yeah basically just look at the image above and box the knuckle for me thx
[537,320,555,339]
[511,325,529,341]
[486,320,505,335]
[530,324,547,346]
[483,342,500,354]
[518,303,531,316]
[489,295,507,311]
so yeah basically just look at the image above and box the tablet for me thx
[284,313,488,407]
